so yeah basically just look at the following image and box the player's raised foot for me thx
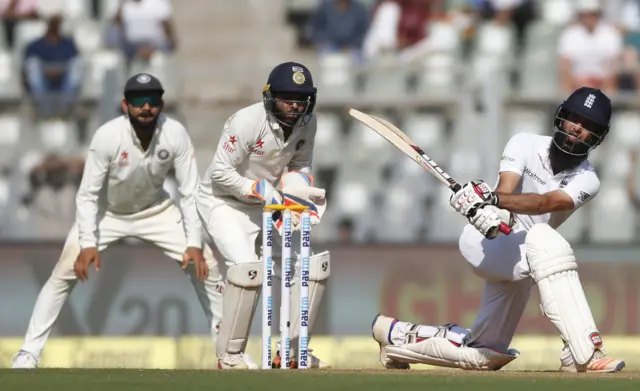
[272,348,331,369]
[560,346,625,373]
[11,350,38,369]
[371,314,410,370]
[218,352,256,370]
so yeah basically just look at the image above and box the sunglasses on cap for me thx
[126,95,162,108]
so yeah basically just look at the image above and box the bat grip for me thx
[498,222,512,235]
[451,183,461,192]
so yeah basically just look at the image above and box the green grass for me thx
[1,369,639,391]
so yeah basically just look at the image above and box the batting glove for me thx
[469,205,516,239]
[450,180,499,218]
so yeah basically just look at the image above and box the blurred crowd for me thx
[302,0,640,95]
[0,0,178,239]
[6,0,640,243]
[2,0,176,119]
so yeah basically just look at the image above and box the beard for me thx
[274,111,300,127]
[548,140,588,175]
[128,111,158,132]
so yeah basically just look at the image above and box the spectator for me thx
[337,218,355,243]
[0,0,38,49]
[557,0,623,95]
[109,0,178,65]
[362,0,445,61]
[309,0,370,62]
[480,0,536,51]
[22,154,84,239]
[23,15,82,119]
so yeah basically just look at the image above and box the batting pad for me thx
[288,251,330,357]
[526,223,601,365]
[215,261,262,357]
[386,338,519,370]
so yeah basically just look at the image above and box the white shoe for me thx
[11,350,38,369]
[308,350,331,369]
[242,353,259,369]
[560,345,625,373]
[371,314,410,370]
[218,352,251,370]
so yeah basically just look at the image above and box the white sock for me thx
[21,277,75,356]
[390,321,470,346]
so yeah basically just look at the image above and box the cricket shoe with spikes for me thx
[371,314,411,369]
[218,352,259,370]
[559,342,625,373]
[11,350,39,369]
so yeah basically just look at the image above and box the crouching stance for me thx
[197,62,330,369]
[373,87,624,373]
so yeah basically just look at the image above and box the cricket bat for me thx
[348,108,512,236]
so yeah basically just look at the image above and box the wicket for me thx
[262,204,311,370]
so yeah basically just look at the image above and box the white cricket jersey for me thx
[198,102,317,202]
[76,114,202,249]
[498,133,600,230]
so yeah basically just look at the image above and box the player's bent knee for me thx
[227,262,262,287]
[525,223,601,365]
[51,242,82,280]
[385,338,519,371]
[309,251,330,281]
[526,223,577,280]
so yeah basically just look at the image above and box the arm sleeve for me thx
[559,170,600,210]
[209,113,255,198]
[173,125,202,248]
[287,116,317,173]
[75,129,112,249]
[499,133,528,175]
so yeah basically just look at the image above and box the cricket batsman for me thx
[372,87,625,373]
[196,62,330,369]
[12,73,224,369]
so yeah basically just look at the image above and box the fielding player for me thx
[372,87,625,373]
[196,62,330,369]
[12,73,224,369]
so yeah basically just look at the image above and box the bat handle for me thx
[498,222,512,235]
[451,183,461,192]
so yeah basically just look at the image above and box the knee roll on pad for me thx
[526,223,601,365]
[215,261,262,357]
[288,250,330,356]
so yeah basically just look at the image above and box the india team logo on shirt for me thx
[157,149,170,160]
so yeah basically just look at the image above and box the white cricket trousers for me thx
[457,223,533,352]
[18,201,224,358]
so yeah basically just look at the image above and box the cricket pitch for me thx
[1,369,639,391]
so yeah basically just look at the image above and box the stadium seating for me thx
[0,0,638,244]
